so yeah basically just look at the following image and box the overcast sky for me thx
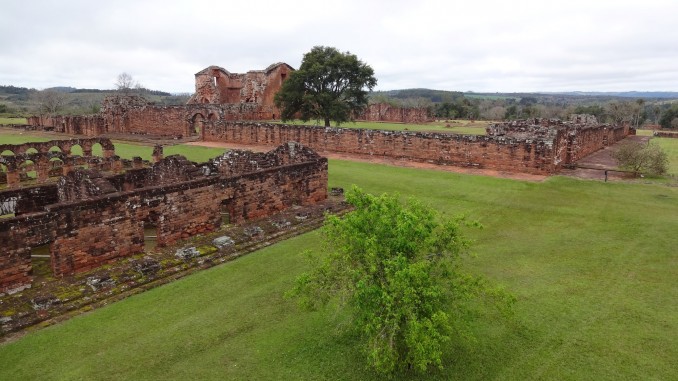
[2,0,677,93]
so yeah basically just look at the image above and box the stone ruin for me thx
[0,140,328,294]
[0,137,120,187]
[24,62,435,137]
[187,63,294,110]
[197,117,630,175]
[356,103,432,124]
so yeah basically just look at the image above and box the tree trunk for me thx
[324,117,331,127]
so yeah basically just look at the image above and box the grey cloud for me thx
[1,0,677,93]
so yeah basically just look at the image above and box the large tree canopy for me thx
[274,46,377,127]
[288,186,514,375]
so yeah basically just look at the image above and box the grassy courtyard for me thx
[0,133,676,380]
[270,119,489,135]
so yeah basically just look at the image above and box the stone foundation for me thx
[202,119,629,175]
[0,141,327,293]
[653,131,678,138]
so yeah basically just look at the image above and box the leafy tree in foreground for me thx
[612,140,668,176]
[274,46,377,127]
[289,186,514,375]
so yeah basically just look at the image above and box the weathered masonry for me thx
[25,62,434,136]
[0,137,122,187]
[0,141,328,294]
[187,63,293,111]
[356,103,432,124]
[201,117,630,175]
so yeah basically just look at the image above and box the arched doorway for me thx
[191,113,205,139]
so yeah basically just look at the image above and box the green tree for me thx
[612,141,668,176]
[289,187,514,375]
[658,105,678,129]
[274,46,377,127]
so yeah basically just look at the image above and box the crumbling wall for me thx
[357,103,432,124]
[653,131,678,138]
[487,118,629,165]
[0,213,54,293]
[47,197,144,276]
[187,63,293,111]
[0,142,327,293]
[204,121,558,175]
[26,115,104,135]
[0,137,118,188]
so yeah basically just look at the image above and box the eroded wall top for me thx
[187,63,294,107]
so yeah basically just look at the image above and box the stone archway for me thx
[190,113,205,139]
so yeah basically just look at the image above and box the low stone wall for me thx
[204,121,564,175]
[486,118,629,166]
[653,131,678,138]
[26,115,104,135]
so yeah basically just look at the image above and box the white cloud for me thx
[1,0,677,93]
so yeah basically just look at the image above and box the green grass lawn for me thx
[270,119,488,135]
[635,129,654,137]
[0,117,27,125]
[0,132,677,380]
[653,136,678,175]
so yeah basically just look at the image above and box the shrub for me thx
[612,141,668,176]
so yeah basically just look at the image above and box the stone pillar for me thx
[133,156,144,169]
[152,145,163,164]
[112,156,123,173]
[6,169,20,188]
[103,148,115,159]
[36,160,49,183]
[62,158,74,176]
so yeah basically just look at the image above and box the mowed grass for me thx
[1,147,676,380]
[0,117,27,125]
[0,131,226,163]
[653,136,678,175]
[271,119,488,135]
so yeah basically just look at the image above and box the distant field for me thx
[635,129,654,136]
[0,158,676,380]
[0,117,27,125]
[271,119,488,135]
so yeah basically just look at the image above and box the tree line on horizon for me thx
[2,84,678,129]
[370,89,678,129]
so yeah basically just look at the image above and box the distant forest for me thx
[2,84,677,129]
[369,88,678,128]
[0,85,190,116]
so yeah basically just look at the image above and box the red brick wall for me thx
[204,121,558,175]
[0,213,54,292]
[567,124,630,162]
[122,106,188,137]
[357,103,432,124]
[26,115,104,135]
[47,199,144,276]
[653,131,678,138]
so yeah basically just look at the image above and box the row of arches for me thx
[1,138,117,187]
[0,138,114,156]
[189,112,219,137]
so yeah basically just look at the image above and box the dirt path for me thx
[559,135,650,181]
[185,141,548,182]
